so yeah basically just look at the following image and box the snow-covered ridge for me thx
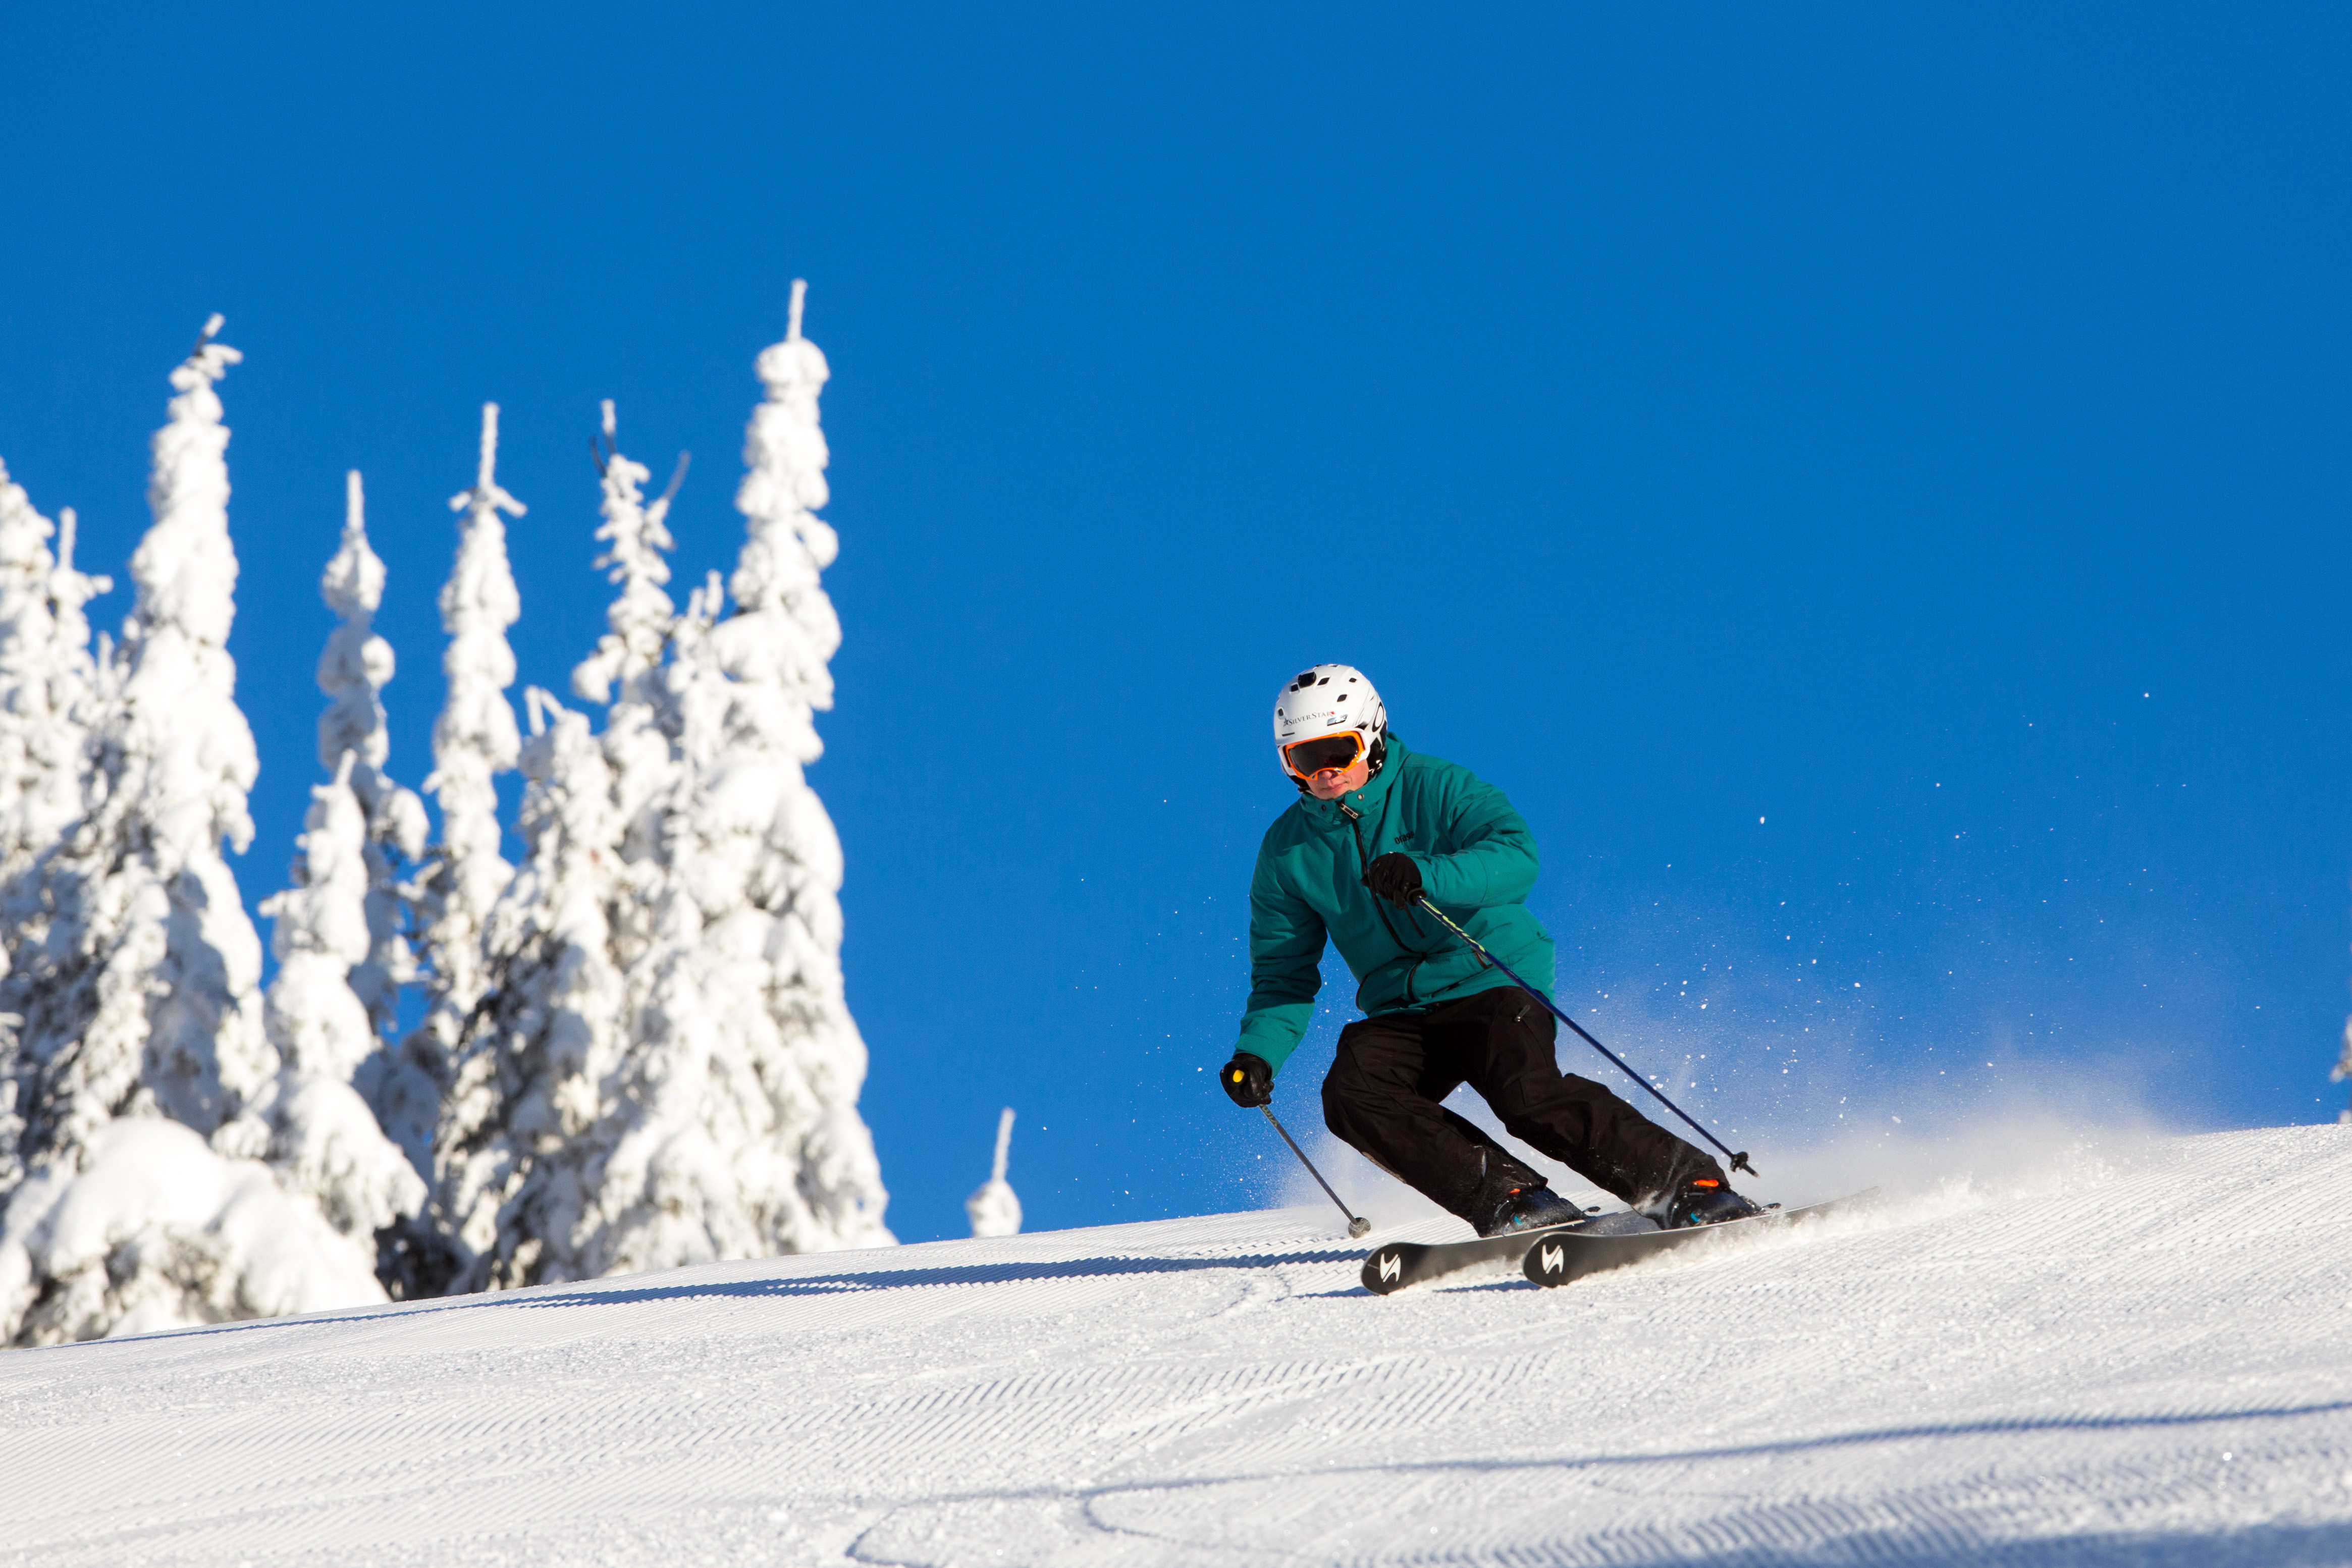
[2,1122,2344,1565]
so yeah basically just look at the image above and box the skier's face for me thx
[1303,754,1371,800]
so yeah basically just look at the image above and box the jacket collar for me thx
[1293,735,1407,831]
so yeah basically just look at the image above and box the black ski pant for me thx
[1321,985,1726,1223]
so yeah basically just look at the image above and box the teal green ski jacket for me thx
[1236,737,1555,1076]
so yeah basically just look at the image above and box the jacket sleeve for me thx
[1235,844,1325,1076]
[1412,767,1540,910]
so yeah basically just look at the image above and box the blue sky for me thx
[3,5,2347,1242]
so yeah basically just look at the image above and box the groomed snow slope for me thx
[2,1123,2347,1566]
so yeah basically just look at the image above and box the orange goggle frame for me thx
[1282,730,1367,780]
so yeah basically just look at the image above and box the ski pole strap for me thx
[1412,896,1758,1179]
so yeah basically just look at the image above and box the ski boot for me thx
[1658,1175,1769,1230]
[1473,1182,1587,1238]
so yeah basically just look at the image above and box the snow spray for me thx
[1413,895,1760,1177]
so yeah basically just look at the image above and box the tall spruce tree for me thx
[251,751,425,1247]
[424,300,893,1287]
[437,687,625,1288]
[589,283,891,1269]
[373,406,527,1298]
[0,469,110,890]
[245,471,433,1266]
[430,405,676,1288]
[315,473,430,1053]
[0,461,110,1191]
[0,320,390,1342]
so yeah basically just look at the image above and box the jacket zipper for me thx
[1339,800,1436,1006]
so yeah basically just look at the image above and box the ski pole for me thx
[1261,1104,1372,1238]
[1413,896,1758,1178]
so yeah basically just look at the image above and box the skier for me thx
[1219,664,1768,1237]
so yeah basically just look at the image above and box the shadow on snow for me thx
[37,1247,1367,1347]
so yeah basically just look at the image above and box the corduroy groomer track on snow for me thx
[3,1123,2346,1565]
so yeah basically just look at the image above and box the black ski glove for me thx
[1220,1052,1273,1108]
[1363,852,1424,909]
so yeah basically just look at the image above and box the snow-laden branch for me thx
[571,402,679,710]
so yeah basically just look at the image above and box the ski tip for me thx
[1362,1246,1412,1295]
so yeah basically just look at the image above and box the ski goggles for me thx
[1282,731,1367,780]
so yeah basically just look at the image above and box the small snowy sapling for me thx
[966,1108,1023,1239]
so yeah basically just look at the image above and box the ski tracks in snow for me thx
[1,1125,2349,1565]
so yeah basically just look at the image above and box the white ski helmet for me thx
[1272,664,1387,778]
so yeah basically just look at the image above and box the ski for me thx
[1521,1188,1882,1288]
[1360,1210,1661,1295]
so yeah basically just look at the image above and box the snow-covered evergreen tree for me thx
[431,312,892,1289]
[0,464,110,1193]
[421,405,688,1290]
[315,472,429,1049]
[586,283,891,1269]
[966,1108,1021,1238]
[252,752,425,1246]
[0,470,110,890]
[572,403,684,992]
[0,319,390,1343]
[376,407,526,1201]
[2,317,270,1168]
[436,688,624,1289]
